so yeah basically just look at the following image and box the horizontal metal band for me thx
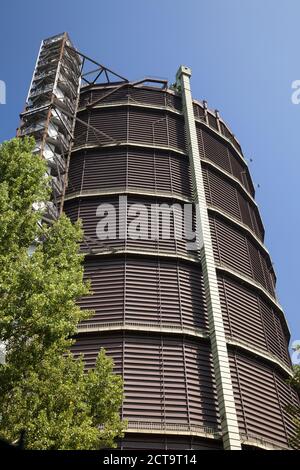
[123,421,221,440]
[121,422,289,449]
[77,100,182,116]
[72,141,187,156]
[80,83,178,95]
[83,248,200,264]
[64,188,191,204]
[77,321,209,340]
[240,433,289,450]
[226,337,293,377]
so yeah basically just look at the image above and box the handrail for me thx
[226,336,292,376]
[77,321,209,338]
[240,432,289,450]
[115,420,221,438]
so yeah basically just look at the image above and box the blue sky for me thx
[0,0,299,345]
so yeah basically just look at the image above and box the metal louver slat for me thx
[129,108,167,146]
[207,112,218,131]
[83,151,127,191]
[218,276,267,350]
[201,127,232,173]
[130,87,165,107]
[66,153,84,193]
[89,108,128,143]
[212,216,253,278]
[205,167,241,220]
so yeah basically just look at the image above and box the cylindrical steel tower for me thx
[63,68,298,450]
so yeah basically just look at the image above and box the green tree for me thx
[0,137,125,449]
[287,364,300,449]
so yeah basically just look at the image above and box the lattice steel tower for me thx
[20,33,299,450]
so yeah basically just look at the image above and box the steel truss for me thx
[18,33,128,218]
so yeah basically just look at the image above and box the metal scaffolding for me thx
[18,32,129,222]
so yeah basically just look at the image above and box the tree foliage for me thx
[0,137,125,449]
[287,364,300,449]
